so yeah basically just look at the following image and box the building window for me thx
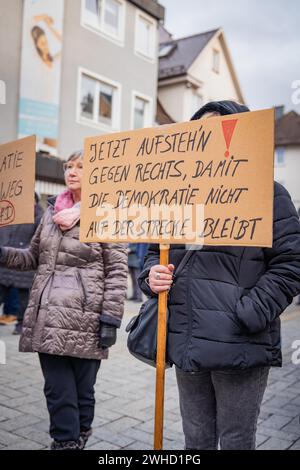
[212,49,220,73]
[275,146,285,167]
[135,11,156,60]
[159,43,175,58]
[191,92,203,115]
[78,69,120,130]
[132,93,152,129]
[80,74,96,120]
[82,0,125,43]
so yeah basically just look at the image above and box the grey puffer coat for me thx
[0,199,128,360]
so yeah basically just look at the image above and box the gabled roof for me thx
[159,24,173,43]
[276,110,300,146]
[128,0,164,21]
[159,29,219,80]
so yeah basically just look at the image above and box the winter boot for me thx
[79,428,93,450]
[50,439,81,450]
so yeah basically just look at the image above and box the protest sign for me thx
[80,109,274,247]
[0,135,36,226]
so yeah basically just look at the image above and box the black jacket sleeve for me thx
[138,243,160,297]
[236,182,300,333]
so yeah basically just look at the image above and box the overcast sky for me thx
[159,0,300,114]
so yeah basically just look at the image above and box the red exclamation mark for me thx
[221,119,238,157]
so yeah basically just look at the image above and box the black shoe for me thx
[12,322,22,335]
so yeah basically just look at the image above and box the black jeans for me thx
[39,353,101,442]
[129,267,142,300]
[0,285,29,322]
[176,366,269,450]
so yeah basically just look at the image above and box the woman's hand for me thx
[148,264,175,294]
[99,324,117,349]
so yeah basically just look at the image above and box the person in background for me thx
[128,243,143,302]
[3,287,20,326]
[0,193,43,334]
[0,150,128,450]
[136,243,149,271]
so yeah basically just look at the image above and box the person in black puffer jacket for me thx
[138,101,300,450]
[0,193,43,333]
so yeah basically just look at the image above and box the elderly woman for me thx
[0,151,128,450]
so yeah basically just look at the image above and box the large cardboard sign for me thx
[0,135,36,226]
[80,109,274,247]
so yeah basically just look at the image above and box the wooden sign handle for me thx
[154,243,170,450]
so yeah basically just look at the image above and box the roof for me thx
[159,24,173,43]
[159,29,219,80]
[156,99,175,125]
[275,111,300,146]
[128,0,165,21]
[36,152,64,184]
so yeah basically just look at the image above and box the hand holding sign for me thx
[149,264,175,293]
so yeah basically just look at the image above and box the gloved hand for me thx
[99,323,117,349]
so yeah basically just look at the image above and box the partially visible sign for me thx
[0,135,36,226]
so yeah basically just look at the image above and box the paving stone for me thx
[92,427,136,448]
[258,437,294,450]
[1,414,43,432]
[256,433,270,447]
[123,440,153,450]
[12,426,51,446]
[101,417,142,434]
[87,440,120,450]
[0,429,27,446]
[288,439,300,450]
[3,439,47,450]
[262,414,293,430]
[257,425,299,441]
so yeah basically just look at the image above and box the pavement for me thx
[0,300,300,451]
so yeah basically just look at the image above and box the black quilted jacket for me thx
[139,182,300,371]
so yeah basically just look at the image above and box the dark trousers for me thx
[0,285,29,322]
[3,287,19,315]
[39,353,101,442]
[129,267,142,300]
[176,366,269,450]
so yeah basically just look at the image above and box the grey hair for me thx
[67,150,83,162]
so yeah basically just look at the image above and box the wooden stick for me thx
[154,243,170,450]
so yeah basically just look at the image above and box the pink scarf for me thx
[53,190,81,231]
